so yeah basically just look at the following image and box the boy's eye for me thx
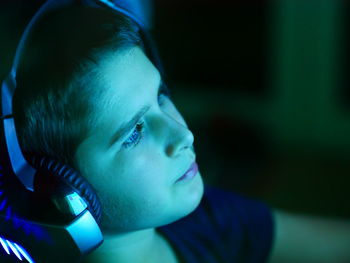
[122,122,144,149]
[121,82,170,150]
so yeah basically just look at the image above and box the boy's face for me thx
[74,47,204,232]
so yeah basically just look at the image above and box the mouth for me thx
[175,161,199,183]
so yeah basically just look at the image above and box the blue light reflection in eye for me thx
[0,236,35,263]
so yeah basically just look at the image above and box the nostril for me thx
[165,144,175,157]
[166,129,194,158]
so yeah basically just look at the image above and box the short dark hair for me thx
[13,6,142,168]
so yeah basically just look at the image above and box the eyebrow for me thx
[108,78,163,147]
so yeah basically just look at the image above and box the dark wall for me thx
[154,0,268,95]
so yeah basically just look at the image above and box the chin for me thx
[173,172,204,220]
[187,172,204,210]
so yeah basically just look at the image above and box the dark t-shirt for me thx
[158,185,275,263]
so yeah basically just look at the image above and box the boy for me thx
[3,2,350,262]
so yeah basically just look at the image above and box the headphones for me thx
[0,0,163,262]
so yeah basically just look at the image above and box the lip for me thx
[175,161,199,183]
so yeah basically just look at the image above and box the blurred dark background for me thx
[1,0,350,221]
[153,0,350,219]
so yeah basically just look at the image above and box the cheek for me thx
[97,152,174,230]
[99,180,173,232]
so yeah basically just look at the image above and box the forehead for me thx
[95,47,160,105]
[84,46,160,138]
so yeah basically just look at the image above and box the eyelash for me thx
[121,84,170,149]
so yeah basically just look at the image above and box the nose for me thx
[148,106,195,158]
[165,124,194,157]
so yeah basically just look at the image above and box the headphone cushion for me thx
[31,155,102,223]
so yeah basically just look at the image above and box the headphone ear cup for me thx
[31,155,102,223]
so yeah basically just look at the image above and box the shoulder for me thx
[172,184,274,226]
[160,185,275,262]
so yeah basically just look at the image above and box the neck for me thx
[82,228,163,263]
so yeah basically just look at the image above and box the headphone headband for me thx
[1,0,161,192]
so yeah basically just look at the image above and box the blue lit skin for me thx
[75,47,204,262]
